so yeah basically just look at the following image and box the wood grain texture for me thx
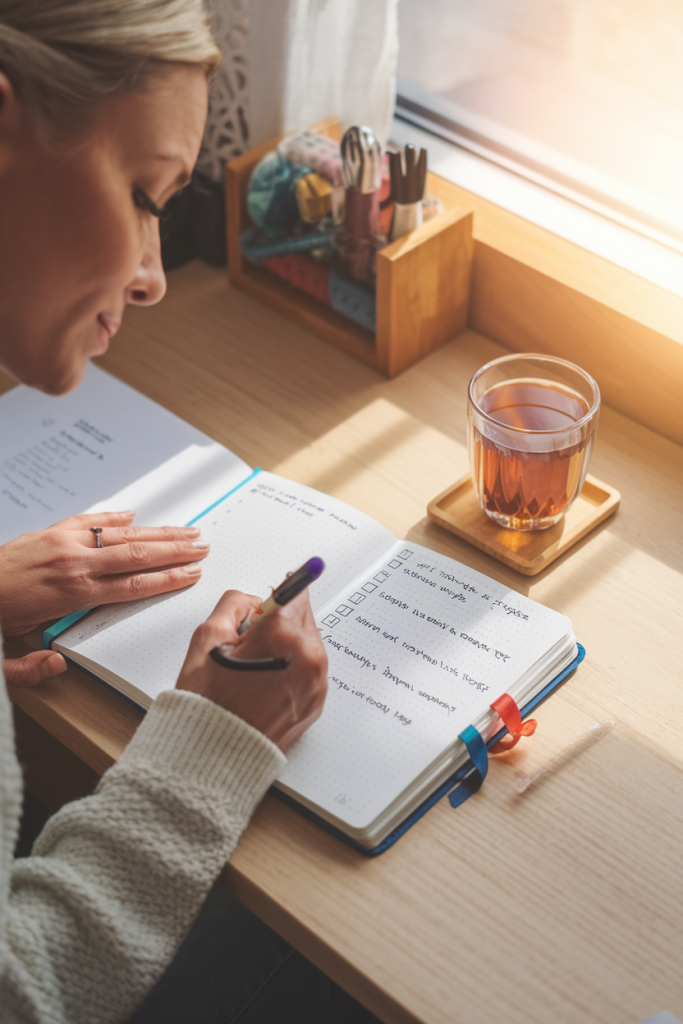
[424,174,683,447]
[428,472,621,575]
[376,207,473,377]
[6,260,683,1024]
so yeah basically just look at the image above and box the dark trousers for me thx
[17,792,381,1024]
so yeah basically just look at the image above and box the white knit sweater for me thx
[0,639,285,1024]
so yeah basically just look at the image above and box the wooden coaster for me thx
[427,473,620,576]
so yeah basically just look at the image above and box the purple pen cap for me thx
[302,556,325,580]
[272,557,325,605]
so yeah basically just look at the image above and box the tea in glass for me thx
[468,355,600,531]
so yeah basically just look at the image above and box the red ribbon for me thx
[489,693,537,753]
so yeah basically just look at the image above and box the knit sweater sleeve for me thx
[0,674,285,1024]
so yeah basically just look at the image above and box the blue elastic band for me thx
[448,725,489,808]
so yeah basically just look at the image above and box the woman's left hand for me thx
[0,510,209,636]
[4,650,67,687]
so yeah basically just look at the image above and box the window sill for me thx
[391,116,683,300]
[391,118,683,448]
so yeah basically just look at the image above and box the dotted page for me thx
[57,472,396,699]
[280,543,572,830]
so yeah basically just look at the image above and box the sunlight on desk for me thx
[9,261,683,1024]
[272,397,463,537]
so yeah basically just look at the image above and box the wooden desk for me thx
[6,259,683,1024]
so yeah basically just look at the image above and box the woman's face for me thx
[0,64,208,394]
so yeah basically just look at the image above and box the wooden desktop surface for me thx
[6,259,683,1024]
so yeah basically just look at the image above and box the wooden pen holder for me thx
[225,119,473,378]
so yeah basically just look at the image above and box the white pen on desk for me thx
[515,719,614,794]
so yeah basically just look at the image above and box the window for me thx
[397,0,683,259]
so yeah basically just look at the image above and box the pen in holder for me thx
[388,145,427,242]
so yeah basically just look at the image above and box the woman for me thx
[0,3,330,1022]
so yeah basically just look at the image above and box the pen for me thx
[238,556,325,635]
[209,556,326,672]
[388,144,427,241]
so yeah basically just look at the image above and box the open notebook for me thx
[49,470,577,851]
[1,366,578,851]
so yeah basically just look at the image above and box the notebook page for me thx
[280,542,572,830]
[56,472,395,699]
[0,363,250,542]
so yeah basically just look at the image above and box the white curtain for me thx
[249,0,399,148]
[199,0,399,179]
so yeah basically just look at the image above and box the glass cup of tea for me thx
[468,353,600,531]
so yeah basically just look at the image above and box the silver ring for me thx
[90,526,103,548]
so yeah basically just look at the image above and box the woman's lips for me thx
[96,313,120,353]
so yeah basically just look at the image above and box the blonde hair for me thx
[0,0,220,129]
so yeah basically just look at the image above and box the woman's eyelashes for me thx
[132,186,167,220]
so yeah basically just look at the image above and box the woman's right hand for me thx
[176,589,328,753]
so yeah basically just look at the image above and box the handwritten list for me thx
[281,545,571,830]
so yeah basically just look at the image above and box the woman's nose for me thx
[126,219,167,306]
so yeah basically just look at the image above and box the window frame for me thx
[398,141,683,448]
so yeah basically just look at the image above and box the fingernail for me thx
[192,541,210,550]
[183,527,201,536]
[48,654,67,676]
[182,563,203,575]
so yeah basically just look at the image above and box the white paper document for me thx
[0,364,250,543]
